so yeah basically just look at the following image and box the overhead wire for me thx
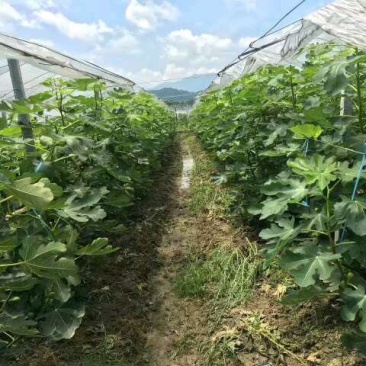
[217,0,307,76]
[249,0,306,48]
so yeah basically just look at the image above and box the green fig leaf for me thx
[2,177,54,211]
[281,243,341,287]
[290,124,323,140]
[76,238,118,256]
[39,304,85,340]
[288,154,338,190]
[341,285,366,332]
[19,237,78,280]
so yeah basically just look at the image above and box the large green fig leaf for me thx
[281,285,326,305]
[303,210,328,232]
[341,332,366,355]
[59,187,108,223]
[39,178,63,198]
[60,206,106,223]
[258,178,308,219]
[2,177,54,211]
[0,273,38,291]
[260,217,303,245]
[39,303,85,340]
[288,154,338,190]
[315,60,350,95]
[280,243,341,287]
[334,197,366,236]
[19,237,78,280]
[264,124,288,146]
[341,285,366,332]
[0,314,38,336]
[338,162,364,184]
[76,238,118,256]
[63,136,94,162]
[51,279,72,303]
[260,142,301,157]
[0,236,19,252]
[290,124,323,139]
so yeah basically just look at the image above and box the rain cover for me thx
[0,33,136,100]
[207,0,366,92]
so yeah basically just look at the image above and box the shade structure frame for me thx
[0,32,138,101]
[206,0,366,93]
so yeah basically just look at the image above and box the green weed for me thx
[175,259,210,298]
[175,246,262,308]
[184,134,233,216]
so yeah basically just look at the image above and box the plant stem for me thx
[289,68,297,111]
[1,291,13,311]
[57,90,66,126]
[0,196,13,205]
[0,262,24,268]
[325,187,346,277]
[355,53,364,132]
[325,187,337,254]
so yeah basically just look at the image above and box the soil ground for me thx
[3,134,366,366]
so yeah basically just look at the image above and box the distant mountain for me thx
[151,74,216,93]
[150,87,198,104]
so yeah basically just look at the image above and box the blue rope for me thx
[35,161,43,173]
[351,143,366,201]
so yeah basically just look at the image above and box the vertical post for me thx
[335,97,354,246]
[340,97,353,116]
[7,59,35,153]
[0,112,6,129]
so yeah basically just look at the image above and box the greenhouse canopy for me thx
[207,0,366,92]
[0,32,136,101]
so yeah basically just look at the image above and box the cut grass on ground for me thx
[175,245,261,309]
[184,134,234,217]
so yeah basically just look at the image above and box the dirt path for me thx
[144,139,203,366]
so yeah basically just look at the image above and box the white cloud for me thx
[91,30,140,59]
[34,11,113,43]
[126,0,179,30]
[104,32,140,55]
[125,68,164,85]
[227,0,257,11]
[19,0,56,10]
[119,30,257,86]
[163,29,234,69]
[0,2,39,28]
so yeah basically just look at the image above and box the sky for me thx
[0,0,333,88]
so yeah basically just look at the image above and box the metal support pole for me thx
[7,59,35,153]
[340,97,353,116]
[0,112,6,128]
[335,96,354,245]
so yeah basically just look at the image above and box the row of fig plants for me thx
[190,44,366,353]
[0,79,175,346]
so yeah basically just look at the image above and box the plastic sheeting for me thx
[0,33,136,100]
[207,0,365,92]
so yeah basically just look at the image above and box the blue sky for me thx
[0,0,333,87]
